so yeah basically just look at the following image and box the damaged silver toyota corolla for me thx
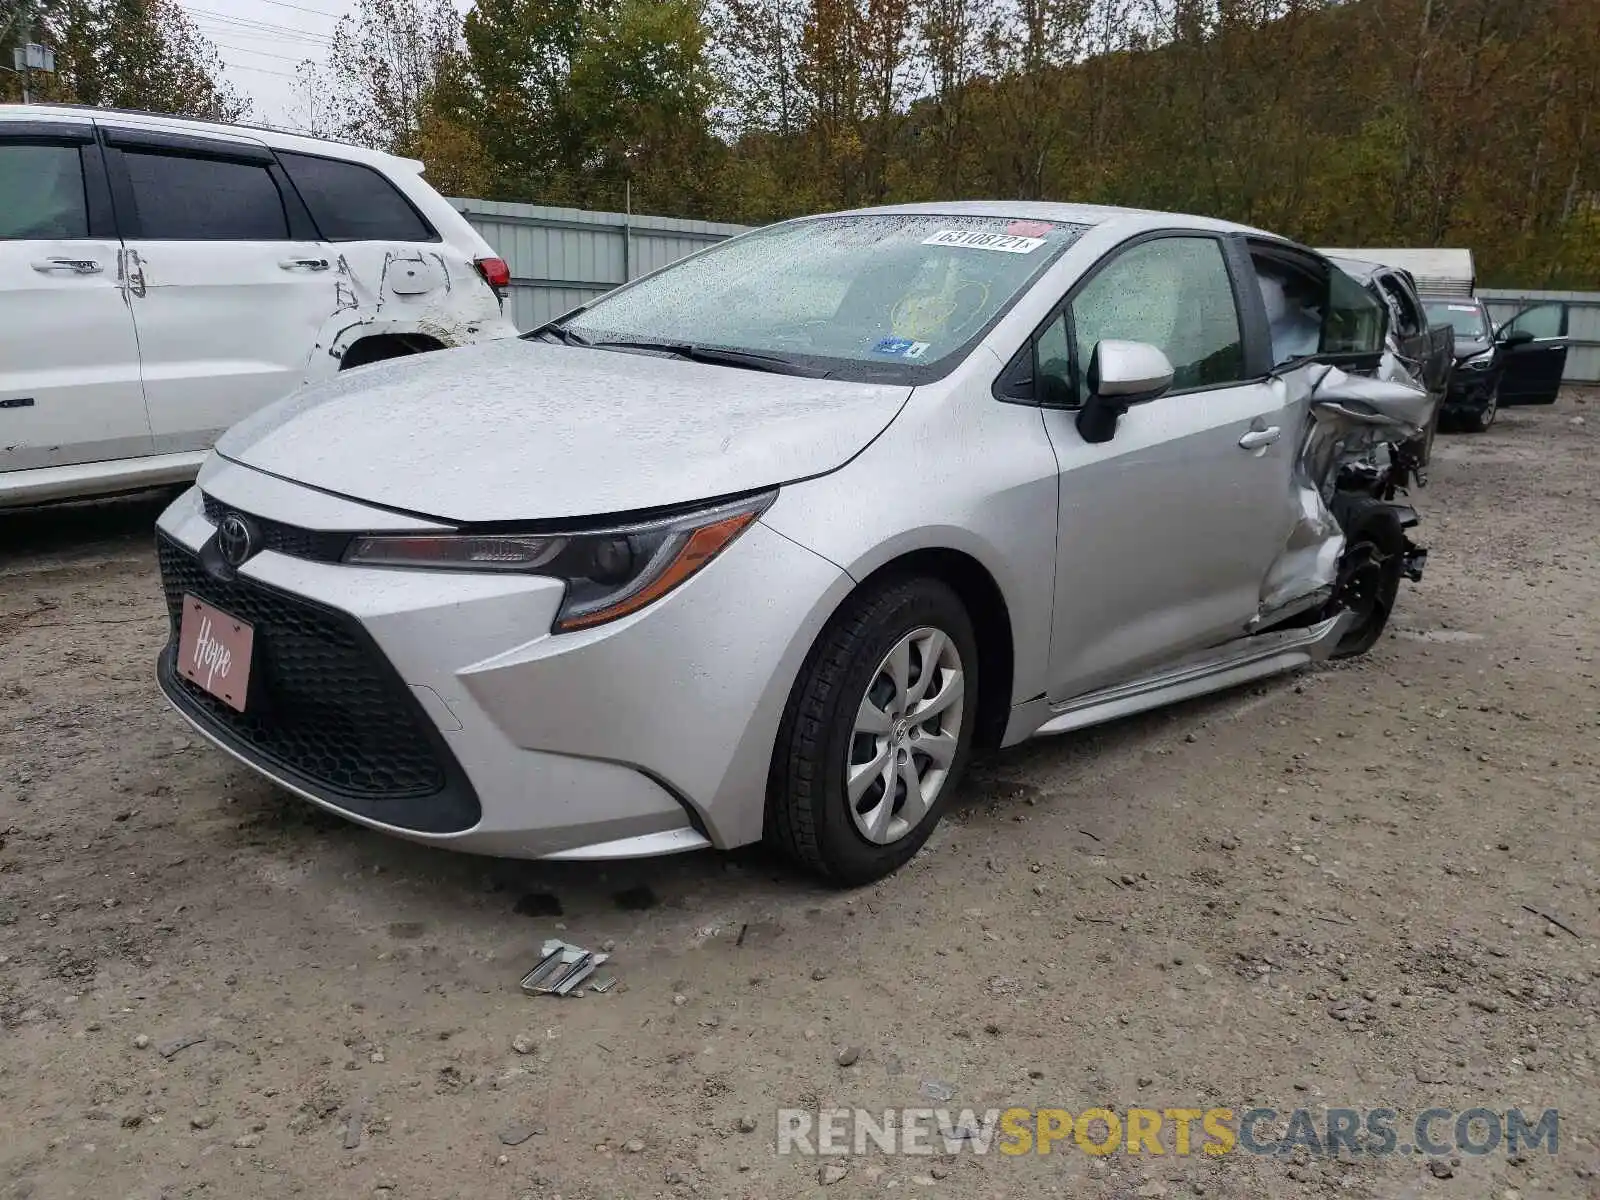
[156,203,1434,885]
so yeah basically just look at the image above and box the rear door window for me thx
[277,152,435,242]
[1253,250,1383,364]
[1322,267,1386,356]
[0,143,88,239]
[122,150,290,240]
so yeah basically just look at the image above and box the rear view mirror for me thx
[1077,340,1174,444]
[1500,329,1535,347]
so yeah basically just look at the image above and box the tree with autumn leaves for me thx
[5,0,1597,285]
[0,0,245,119]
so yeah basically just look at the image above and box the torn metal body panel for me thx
[1257,364,1432,626]
[520,940,611,996]
[309,248,509,375]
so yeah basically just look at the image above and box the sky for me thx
[184,0,358,129]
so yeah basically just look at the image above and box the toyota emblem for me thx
[217,513,258,567]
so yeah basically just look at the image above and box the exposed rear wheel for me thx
[767,577,979,885]
[1329,499,1407,659]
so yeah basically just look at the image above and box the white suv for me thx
[0,105,518,509]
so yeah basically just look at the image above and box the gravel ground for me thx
[1,390,1597,1200]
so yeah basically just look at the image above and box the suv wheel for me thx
[767,578,979,885]
[1458,382,1499,432]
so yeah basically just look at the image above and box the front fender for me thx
[759,391,1059,709]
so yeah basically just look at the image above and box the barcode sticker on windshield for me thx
[1447,304,1478,312]
[923,229,1046,254]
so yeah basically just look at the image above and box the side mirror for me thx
[1077,340,1174,444]
[1500,328,1535,347]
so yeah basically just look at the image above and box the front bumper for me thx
[155,463,852,858]
[1444,365,1497,411]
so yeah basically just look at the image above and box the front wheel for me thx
[767,577,979,885]
[1457,382,1499,432]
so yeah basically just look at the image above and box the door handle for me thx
[32,257,102,275]
[1238,426,1282,450]
[279,258,330,272]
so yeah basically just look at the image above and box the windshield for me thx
[1424,300,1487,340]
[562,214,1089,381]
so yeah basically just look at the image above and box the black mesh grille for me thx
[201,493,351,563]
[157,535,479,833]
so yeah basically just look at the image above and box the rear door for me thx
[0,118,151,474]
[1496,303,1569,406]
[102,124,335,453]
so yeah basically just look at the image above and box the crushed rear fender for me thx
[1257,365,1432,621]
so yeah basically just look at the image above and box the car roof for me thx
[817,199,1274,238]
[0,103,424,174]
[1329,255,1385,281]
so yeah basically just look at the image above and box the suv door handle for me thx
[1238,426,1282,450]
[279,258,330,272]
[32,257,102,275]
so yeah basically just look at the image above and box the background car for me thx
[0,104,518,509]
[154,202,1430,886]
[1421,295,1570,431]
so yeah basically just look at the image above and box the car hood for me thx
[217,339,911,524]
[1454,336,1492,362]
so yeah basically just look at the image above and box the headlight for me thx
[344,491,775,632]
[1459,355,1492,371]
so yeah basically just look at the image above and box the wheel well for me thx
[856,549,1015,750]
[338,333,445,370]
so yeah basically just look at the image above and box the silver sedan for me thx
[155,202,1432,884]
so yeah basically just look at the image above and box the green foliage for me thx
[3,0,246,120]
[20,0,1591,285]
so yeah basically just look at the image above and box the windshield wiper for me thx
[524,320,593,347]
[587,339,829,378]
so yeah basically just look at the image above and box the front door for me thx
[104,127,334,454]
[1496,303,1569,406]
[0,121,150,475]
[1038,234,1298,701]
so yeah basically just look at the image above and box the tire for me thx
[766,577,980,885]
[1329,498,1407,660]
[1456,382,1499,433]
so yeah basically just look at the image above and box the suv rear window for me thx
[122,150,289,240]
[278,152,435,242]
[0,144,87,239]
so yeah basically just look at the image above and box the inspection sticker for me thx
[1447,304,1479,312]
[923,229,1046,254]
[872,336,932,359]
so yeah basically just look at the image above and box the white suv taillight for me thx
[474,256,511,301]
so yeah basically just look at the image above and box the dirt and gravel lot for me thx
[2,390,1598,1200]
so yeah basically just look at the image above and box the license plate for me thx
[177,594,254,713]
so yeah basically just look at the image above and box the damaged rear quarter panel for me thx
[1258,364,1433,620]
[306,246,511,379]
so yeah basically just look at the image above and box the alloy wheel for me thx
[846,626,965,845]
